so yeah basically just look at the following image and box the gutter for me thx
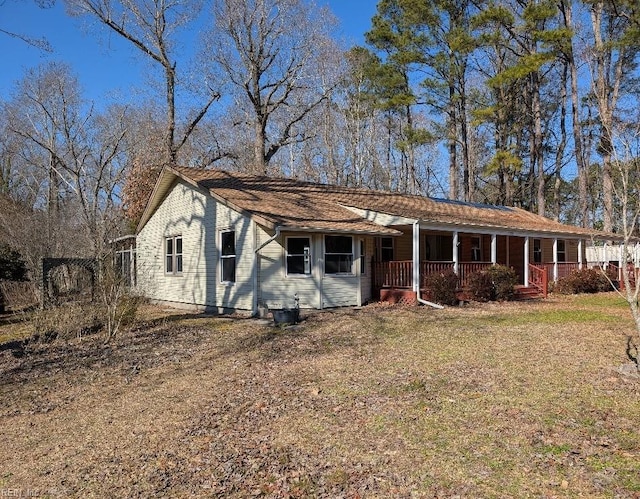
[255,226,281,253]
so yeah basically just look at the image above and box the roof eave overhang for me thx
[416,219,620,241]
[278,224,402,236]
[136,166,176,234]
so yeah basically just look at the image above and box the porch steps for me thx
[512,285,542,300]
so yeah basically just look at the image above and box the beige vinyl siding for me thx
[257,231,320,310]
[542,239,554,262]
[394,228,413,261]
[528,237,580,264]
[321,234,360,308]
[566,240,579,261]
[212,205,254,311]
[257,231,363,309]
[136,179,254,311]
[322,275,359,307]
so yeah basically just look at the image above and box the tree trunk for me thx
[532,72,545,216]
[254,121,268,175]
[460,91,472,202]
[448,82,458,200]
[554,63,568,221]
[561,0,589,227]
[165,63,177,164]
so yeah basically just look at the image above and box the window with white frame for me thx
[533,239,542,263]
[471,236,482,262]
[325,235,353,274]
[220,230,236,283]
[286,237,311,275]
[557,239,566,262]
[379,237,394,262]
[165,235,183,274]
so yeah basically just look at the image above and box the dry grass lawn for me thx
[1,294,639,497]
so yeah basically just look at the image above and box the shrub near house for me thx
[555,268,612,294]
[467,265,518,302]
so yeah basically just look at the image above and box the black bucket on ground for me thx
[271,308,300,325]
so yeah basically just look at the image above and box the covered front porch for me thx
[371,224,587,302]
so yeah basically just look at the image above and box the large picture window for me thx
[165,235,183,274]
[220,230,236,283]
[325,235,353,274]
[286,237,311,275]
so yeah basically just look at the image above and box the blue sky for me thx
[1,0,377,103]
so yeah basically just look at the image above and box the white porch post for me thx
[524,237,530,286]
[578,239,583,270]
[491,234,497,264]
[553,238,559,282]
[453,231,459,275]
[412,221,420,295]
[619,242,624,283]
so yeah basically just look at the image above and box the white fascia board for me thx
[417,221,607,241]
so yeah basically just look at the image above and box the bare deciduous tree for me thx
[1,0,54,52]
[597,120,640,371]
[3,63,129,258]
[206,0,341,174]
[66,0,221,222]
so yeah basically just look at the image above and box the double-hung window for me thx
[325,235,353,274]
[471,236,482,262]
[379,237,394,262]
[220,230,236,283]
[165,236,183,274]
[557,240,566,262]
[533,239,542,263]
[286,237,311,276]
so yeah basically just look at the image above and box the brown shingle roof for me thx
[155,166,612,239]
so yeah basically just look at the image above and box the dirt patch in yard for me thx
[1,296,639,497]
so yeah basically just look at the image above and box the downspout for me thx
[413,220,445,309]
[418,293,445,310]
[253,225,281,316]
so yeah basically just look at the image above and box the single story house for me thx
[135,165,617,313]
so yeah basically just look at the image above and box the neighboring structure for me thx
[586,242,640,269]
[135,166,617,313]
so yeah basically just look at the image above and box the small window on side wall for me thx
[220,230,236,283]
[165,235,183,275]
[325,235,353,274]
[287,237,311,275]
